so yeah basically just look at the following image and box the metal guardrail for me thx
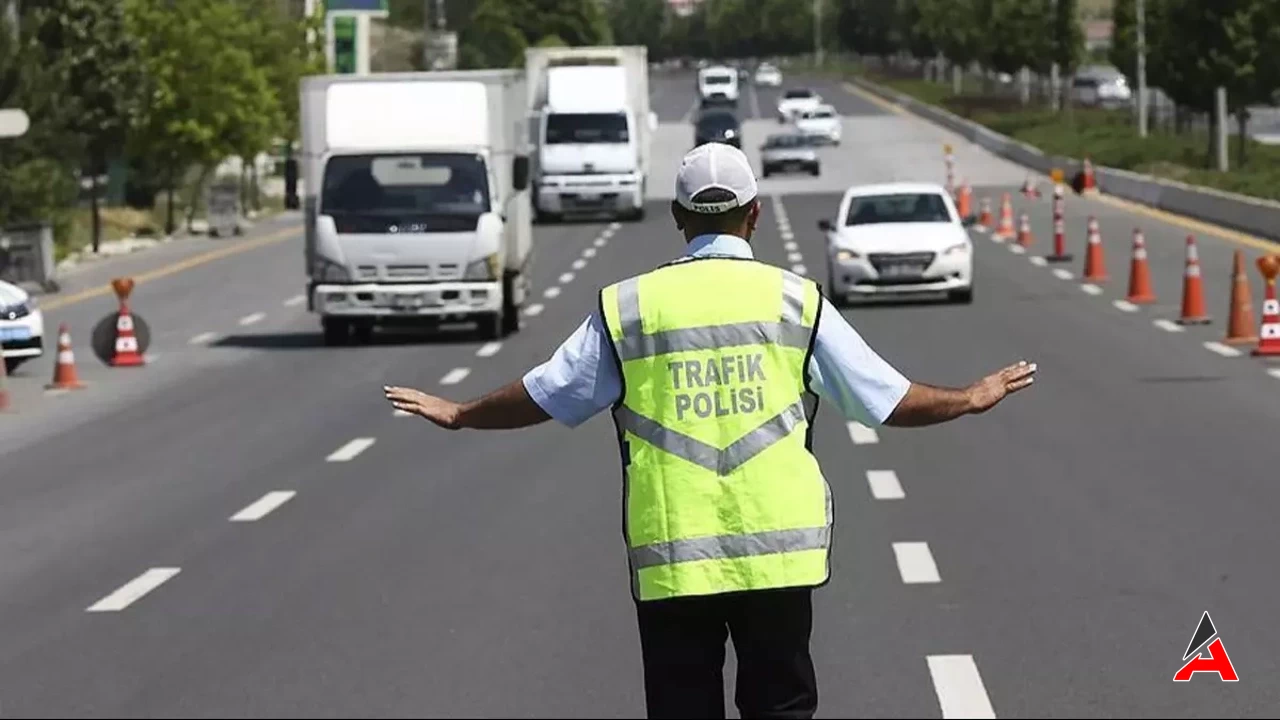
[850,76,1280,246]
[0,222,58,292]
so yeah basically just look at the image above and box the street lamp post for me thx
[1136,0,1148,138]
[813,0,823,68]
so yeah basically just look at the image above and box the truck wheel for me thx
[351,322,374,344]
[535,209,561,225]
[501,273,521,336]
[627,206,646,223]
[322,318,350,346]
[478,312,503,341]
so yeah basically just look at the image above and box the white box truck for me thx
[525,46,656,224]
[300,70,533,345]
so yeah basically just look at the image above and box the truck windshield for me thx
[545,112,629,144]
[704,75,733,85]
[321,152,490,231]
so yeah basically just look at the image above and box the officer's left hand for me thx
[384,386,462,430]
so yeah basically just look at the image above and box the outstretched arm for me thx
[883,361,1036,428]
[384,380,551,431]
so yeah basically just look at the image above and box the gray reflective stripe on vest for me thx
[615,399,807,476]
[631,525,830,570]
[612,267,811,362]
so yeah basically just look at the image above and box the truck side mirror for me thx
[818,219,834,233]
[513,155,531,191]
[648,111,658,132]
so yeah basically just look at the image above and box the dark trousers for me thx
[634,587,818,719]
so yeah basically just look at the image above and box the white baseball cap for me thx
[675,143,759,214]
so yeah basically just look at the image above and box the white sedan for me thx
[819,182,974,305]
[777,88,823,123]
[0,279,44,372]
[794,105,841,145]
[754,64,782,87]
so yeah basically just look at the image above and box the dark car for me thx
[694,110,742,149]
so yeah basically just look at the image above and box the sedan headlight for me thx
[313,256,352,283]
[835,249,861,262]
[464,253,500,281]
[943,242,971,256]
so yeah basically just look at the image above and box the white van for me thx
[698,66,739,108]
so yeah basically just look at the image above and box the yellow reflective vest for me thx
[599,256,833,602]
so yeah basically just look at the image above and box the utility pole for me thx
[5,0,17,42]
[813,0,823,68]
[1136,0,1148,138]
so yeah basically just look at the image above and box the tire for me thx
[351,322,374,344]
[534,208,561,225]
[4,356,29,374]
[762,169,772,179]
[501,273,521,336]
[627,205,646,222]
[810,166,821,177]
[322,317,351,346]
[478,311,503,341]
[949,287,974,304]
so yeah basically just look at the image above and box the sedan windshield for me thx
[845,193,952,226]
[785,89,814,99]
[765,134,811,148]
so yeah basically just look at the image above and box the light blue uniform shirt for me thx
[522,234,912,428]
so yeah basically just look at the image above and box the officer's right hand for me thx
[384,385,462,430]
[966,361,1037,414]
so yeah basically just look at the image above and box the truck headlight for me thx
[313,257,351,283]
[464,253,500,281]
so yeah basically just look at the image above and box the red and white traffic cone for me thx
[1021,175,1041,199]
[976,197,993,232]
[1016,213,1035,248]
[1046,185,1071,262]
[1252,255,1280,357]
[111,302,146,367]
[1176,235,1211,325]
[1082,217,1108,282]
[46,324,86,390]
[1126,229,1157,304]
[992,194,1016,241]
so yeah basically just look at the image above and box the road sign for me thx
[325,0,388,17]
[0,109,30,138]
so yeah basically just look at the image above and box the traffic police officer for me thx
[385,143,1037,719]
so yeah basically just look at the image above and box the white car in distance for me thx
[754,64,782,87]
[777,88,823,123]
[819,183,974,305]
[698,65,740,108]
[0,278,44,372]
[794,105,841,145]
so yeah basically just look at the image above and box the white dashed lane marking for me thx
[927,655,997,719]
[1153,319,1185,333]
[609,222,622,231]
[784,241,799,252]
[1080,284,1103,296]
[1268,368,1280,380]
[893,542,941,584]
[866,470,904,500]
[583,248,598,258]
[87,568,181,613]
[1009,244,1026,255]
[524,303,545,317]
[326,438,376,463]
[440,367,471,385]
[792,264,807,276]
[594,237,607,248]
[846,422,879,445]
[230,491,296,522]
[1204,341,1243,358]
[559,272,575,284]
[188,331,219,345]
[544,286,562,299]
[1029,256,1048,267]
[788,252,804,263]
[284,294,307,307]
[239,312,266,326]
[573,258,587,270]
[476,341,502,358]
[1052,269,1074,280]
[1113,300,1138,312]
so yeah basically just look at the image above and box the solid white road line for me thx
[1153,319,1185,333]
[846,421,879,445]
[1268,368,1280,380]
[544,286,562,299]
[1204,341,1243,358]
[230,491,296,522]
[866,470,904,500]
[893,542,941,584]
[583,247,598,258]
[788,252,804,263]
[326,438,376,463]
[792,264,808,276]
[239,312,266,326]
[1080,284,1103,295]
[927,655,997,719]
[1113,300,1139,312]
[573,258,588,270]
[284,294,307,307]
[559,272,575,284]
[476,341,502,358]
[87,568,181,613]
[1009,244,1027,254]
[440,367,471,385]
[1052,269,1074,280]
[188,331,219,345]
[1029,256,1048,267]
[525,303,545,317]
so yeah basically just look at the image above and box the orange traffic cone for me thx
[976,197,993,231]
[993,194,1015,241]
[1126,229,1156,304]
[1224,250,1259,345]
[1016,213,1035,248]
[111,302,146,367]
[1021,176,1041,199]
[46,324,86,390]
[1253,255,1280,356]
[1080,156,1098,194]
[1176,235,1211,325]
[957,182,972,220]
[1082,217,1108,282]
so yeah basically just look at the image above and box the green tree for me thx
[837,0,904,57]
[1048,0,1084,80]
[609,0,666,55]
[26,0,142,252]
[1109,0,1137,83]
[458,0,527,69]
[916,0,985,89]
[986,0,1052,78]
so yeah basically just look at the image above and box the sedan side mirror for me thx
[818,219,834,233]
[961,215,977,227]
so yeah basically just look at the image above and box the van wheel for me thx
[322,318,350,346]
[501,274,521,335]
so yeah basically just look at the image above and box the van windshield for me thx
[546,112,629,144]
[321,152,490,232]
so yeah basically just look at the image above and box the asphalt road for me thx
[2,72,1279,718]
